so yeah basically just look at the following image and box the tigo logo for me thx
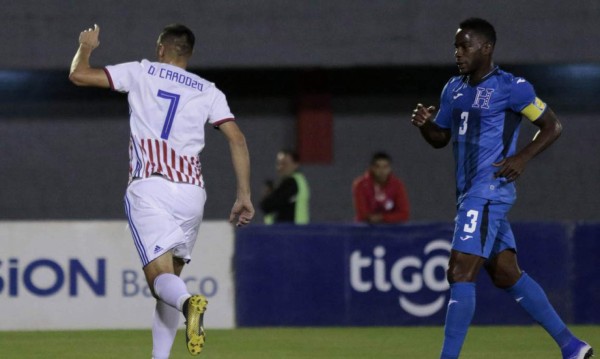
[349,239,451,317]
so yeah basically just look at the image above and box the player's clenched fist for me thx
[411,103,436,127]
[79,24,100,49]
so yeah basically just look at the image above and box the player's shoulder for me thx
[174,66,218,90]
[446,75,465,86]
[185,70,216,89]
[442,75,466,94]
[496,68,534,89]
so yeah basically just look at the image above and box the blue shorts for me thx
[451,197,516,258]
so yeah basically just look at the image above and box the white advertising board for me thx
[0,220,235,330]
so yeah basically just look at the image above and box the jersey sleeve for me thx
[510,77,547,122]
[208,88,235,127]
[433,80,453,129]
[104,61,143,93]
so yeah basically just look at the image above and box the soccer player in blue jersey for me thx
[411,18,593,359]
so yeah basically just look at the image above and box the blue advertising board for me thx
[572,222,600,323]
[235,222,599,326]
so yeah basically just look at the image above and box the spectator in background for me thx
[260,149,310,224]
[352,152,410,224]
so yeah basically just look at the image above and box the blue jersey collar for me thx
[462,66,500,86]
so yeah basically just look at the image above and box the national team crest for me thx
[472,87,494,109]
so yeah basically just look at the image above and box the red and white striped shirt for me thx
[104,60,234,187]
[130,137,202,185]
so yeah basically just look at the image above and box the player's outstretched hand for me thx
[79,24,100,49]
[229,197,255,227]
[411,103,436,127]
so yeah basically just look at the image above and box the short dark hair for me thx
[459,18,496,46]
[370,151,392,165]
[158,24,195,57]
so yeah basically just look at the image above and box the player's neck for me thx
[160,57,188,70]
[468,62,495,85]
[166,61,187,70]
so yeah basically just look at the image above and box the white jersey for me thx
[104,59,234,186]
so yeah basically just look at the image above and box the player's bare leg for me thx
[447,250,486,283]
[144,251,177,297]
[483,249,521,288]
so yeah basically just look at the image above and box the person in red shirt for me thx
[352,152,410,224]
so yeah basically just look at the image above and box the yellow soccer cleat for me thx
[184,295,208,355]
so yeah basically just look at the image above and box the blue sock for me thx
[440,282,476,359]
[506,272,576,350]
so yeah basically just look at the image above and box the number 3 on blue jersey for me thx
[463,209,479,233]
[157,90,181,139]
[459,111,469,135]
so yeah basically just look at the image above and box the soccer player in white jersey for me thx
[69,24,254,358]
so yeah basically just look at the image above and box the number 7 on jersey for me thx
[157,90,180,140]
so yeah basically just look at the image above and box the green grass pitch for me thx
[0,325,597,358]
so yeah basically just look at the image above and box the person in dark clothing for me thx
[260,149,310,224]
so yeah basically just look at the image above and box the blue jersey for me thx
[434,67,547,204]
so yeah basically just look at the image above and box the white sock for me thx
[152,300,180,359]
[153,273,191,311]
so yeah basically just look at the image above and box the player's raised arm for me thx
[411,103,451,148]
[218,121,255,227]
[69,24,110,88]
